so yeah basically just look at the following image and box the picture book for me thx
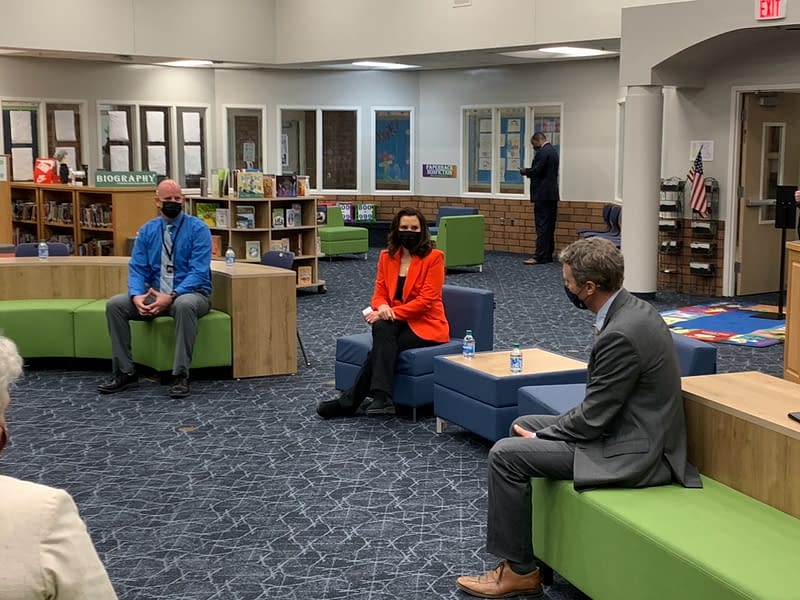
[235,205,256,229]
[297,266,313,285]
[356,203,377,222]
[215,208,230,228]
[285,203,302,227]
[237,172,264,198]
[276,174,298,197]
[272,208,285,228]
[245,240,262,262]
[263,175,276,198]
[269,239,285,251]
[195,202,218,227]
[211,235,222,258]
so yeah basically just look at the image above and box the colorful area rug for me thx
[661,302,785,347]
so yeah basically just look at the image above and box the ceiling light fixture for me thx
[351,61,418,70]
[159,59,214,68]
[538,46,614,57]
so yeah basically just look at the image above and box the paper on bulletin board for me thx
[54,146,77,171]
[109,145,129,171]
[182,112,201,143]
[507,157,520,171]
[54,110,76,141]
[10,111,32,143]
[243,142,256,165]
[183,145,202,175]
[147,145,167,175]
[479,133,492,158]
[479,119,492,133]
[11,147,34,180]
[108,111,129,142]
[146,111,165,143]
[507,118,521,133]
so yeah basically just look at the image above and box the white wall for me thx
[417,59,620,200]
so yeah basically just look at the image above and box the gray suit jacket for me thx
[536,289,702,490]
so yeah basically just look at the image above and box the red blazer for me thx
[370,248,450,343]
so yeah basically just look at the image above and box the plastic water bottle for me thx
[225,246,236,267]
[510,344,523,374]
[37,240,49,261]
[462,329,476,359]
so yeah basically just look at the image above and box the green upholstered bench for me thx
[0,299,94,357]
[532,476,800,600]
[0,298,232,371]
[72,299,231,370]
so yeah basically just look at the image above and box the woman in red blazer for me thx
[317,207,450,418]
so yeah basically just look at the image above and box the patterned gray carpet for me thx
[0,249,782,599]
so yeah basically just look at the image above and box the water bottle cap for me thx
[466,329,472,335]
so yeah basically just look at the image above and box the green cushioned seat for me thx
[131,310,232,371]
[0,299,94,357]
[74,300,232,370]
[73,300,114,359]
[532,476,800,600]
[319,205,368,257]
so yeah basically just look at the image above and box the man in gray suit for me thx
[457,237,702,599]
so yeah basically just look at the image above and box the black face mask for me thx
[564,284,588,310]
[397,231,421,250]
[161,201,182,219]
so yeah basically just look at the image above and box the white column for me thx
[620,85,663,296]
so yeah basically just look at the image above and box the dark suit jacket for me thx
[370,248,450,344]
[536,289,702,490]
[522,142,559,205]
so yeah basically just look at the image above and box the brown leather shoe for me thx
[456,562,542,598]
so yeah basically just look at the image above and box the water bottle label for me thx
[510,356,523,372]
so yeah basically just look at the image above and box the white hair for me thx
[0,336,23,393]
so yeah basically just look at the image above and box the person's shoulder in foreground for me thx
[0,476,119,600]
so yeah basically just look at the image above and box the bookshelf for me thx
[7,183,156,255]
[188,194,324,292]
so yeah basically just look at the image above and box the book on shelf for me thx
[215,208,230,228]
[235,205,256,229]
[263,175,276,198]
[276,174,298,197]
[356,203,377,222]
[277,237,290,252]
[272,208,285,228]
[293,232,304,255]
[81,203,112,228]
[285,203,302,227]
[211,235,223,258]
[269,239,285,251]
[195,202,218,227]
[237,172,264,198]
[245,240,262,262]
[297,265,313,286]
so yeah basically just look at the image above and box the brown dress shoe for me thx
[456,561,542,598]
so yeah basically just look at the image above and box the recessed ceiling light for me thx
[538,46,615,57]
[159,59,214,68]
[351,61,418,70]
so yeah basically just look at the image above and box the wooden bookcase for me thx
[188,194,325,292]
[7,183,156,255]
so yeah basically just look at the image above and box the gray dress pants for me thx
[486,414,575,564]
[106,292,211,377]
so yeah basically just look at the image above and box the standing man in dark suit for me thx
[520,132,559,265]
[456,237,701,599]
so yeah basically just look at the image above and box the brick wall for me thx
[323,194,723,293]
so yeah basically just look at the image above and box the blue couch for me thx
[517,332,717,417]
[334,284,495,419]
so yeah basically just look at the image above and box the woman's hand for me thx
[374,303,395,321]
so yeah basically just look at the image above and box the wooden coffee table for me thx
[433,348,587,442]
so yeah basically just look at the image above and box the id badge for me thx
[166,264,175,275]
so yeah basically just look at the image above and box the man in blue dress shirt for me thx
[98,179,212,399]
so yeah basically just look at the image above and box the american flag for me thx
[687,149,708,217]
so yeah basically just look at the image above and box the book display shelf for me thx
[6,183,156,256]
[188,195,325,292]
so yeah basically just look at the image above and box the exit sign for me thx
[756,0,786,20]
